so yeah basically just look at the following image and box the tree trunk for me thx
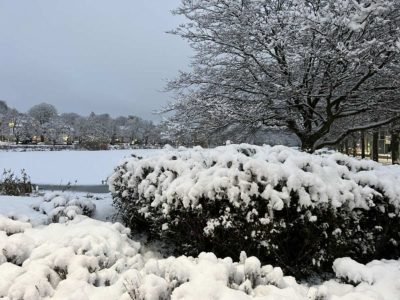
[361,131,366,159]
[391,132,399,164]
[345,139,349,155]
[339,143,344,153]
[372,131,379,162]
[352,137,357,157]
[300,139,314,153]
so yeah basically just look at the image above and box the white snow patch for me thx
[0,149,161,185]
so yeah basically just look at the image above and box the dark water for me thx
[37,184,109,194]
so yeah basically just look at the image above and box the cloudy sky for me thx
[0,0,191,121]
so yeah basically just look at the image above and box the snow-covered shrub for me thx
[0,215,143,299]
[0,212,398,299]
[0,169,33,196]
[38,192,96,223]
[109,144,400,276]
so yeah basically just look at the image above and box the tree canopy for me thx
[167,0,400,150]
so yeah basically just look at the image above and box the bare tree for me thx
[46,116,70,145]
[0,100,8,115]
[167,0,400,151]
[79,113,112,149]
[28,103,58,125]
[28,103,58,142]
[6,109,37,144]
[0,101,9,140]
[390,120,400,164]
[60,112,83,142]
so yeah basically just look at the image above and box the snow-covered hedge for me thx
[109,144,400,276]
[0,214,399,299]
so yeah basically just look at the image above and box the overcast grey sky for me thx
[0,0,191,121]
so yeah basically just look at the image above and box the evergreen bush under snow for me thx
[109,144,400,276]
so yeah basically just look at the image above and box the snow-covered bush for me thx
[109,144,400,276]
[0,212,398,299]
[36,192,96,223]
[0,169,33,196]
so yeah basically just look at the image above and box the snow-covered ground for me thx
[0,147,399,299]
[0,149,161,185]
[0,193,115,224]
[0,192,398,300]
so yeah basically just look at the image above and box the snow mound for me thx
[36,192,96,223]
[0,192,114,227]
[0,213,398,299]
[0,217,32,235]
[333,257,400,285]
[0,215,141,299]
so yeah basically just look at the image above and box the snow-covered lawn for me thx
[0,149,161,185]
[0,192,398,300]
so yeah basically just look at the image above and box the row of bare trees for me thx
[0,102,163,148]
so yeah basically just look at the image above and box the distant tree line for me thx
[0,101,165,149]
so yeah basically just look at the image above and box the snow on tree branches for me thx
[166,0,400,150]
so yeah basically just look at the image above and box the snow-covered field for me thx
[0,192,398,300]
[0,149,161,185]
